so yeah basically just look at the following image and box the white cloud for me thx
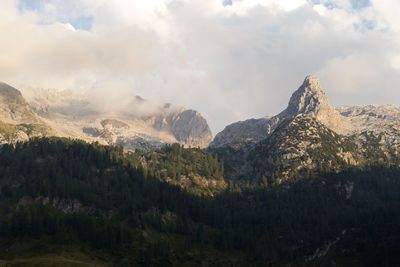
[63,23,76,31]
[1,0,400,134]
[226,0,307,13]
[316,53,380,94]
[370,0,400,32]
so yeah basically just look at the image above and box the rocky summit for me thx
[278,75,351,134]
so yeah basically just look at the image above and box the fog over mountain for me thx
[1,0,400,133]
[26,86,213,149]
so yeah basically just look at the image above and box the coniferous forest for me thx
[0,137,400,266]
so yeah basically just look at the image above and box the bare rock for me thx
[101,119,129,129]
[337,104,400,138]
[278,75,351,134]
[209,116,275,148]
[171,110,213,148]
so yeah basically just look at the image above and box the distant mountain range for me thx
[1,76,400,182]
[1,77,399,184]
[1,77,400,266]
[0,82,212,150]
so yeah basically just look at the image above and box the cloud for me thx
[223,0,307,13]
[0,0,400,134]
[369,0,400,32]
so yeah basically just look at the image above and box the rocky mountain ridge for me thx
[211,76,400,149]
[210,76,355,148]
[210,76,400,184]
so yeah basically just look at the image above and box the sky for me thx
[1,0,400,134]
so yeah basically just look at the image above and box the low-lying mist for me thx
[21,83,183,119]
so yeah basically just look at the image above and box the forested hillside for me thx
[211,115,400,188]
[0,138,399,266]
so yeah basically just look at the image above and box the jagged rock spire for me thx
[279,75,351,134]
[281,75,331,118]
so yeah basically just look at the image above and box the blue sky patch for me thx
[354,18,376,32]
[310,0,370,10]
[18,0,46,11]
[350,0,371,9]
[69,16,94,31]
[223,0,232,6]
[18,0,93,31]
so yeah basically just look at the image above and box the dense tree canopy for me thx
[0,137,399,265]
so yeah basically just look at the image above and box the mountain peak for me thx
[278,75,351,134]
[303,75,322,90]
[0,82,23,100]
[282,75,330,118]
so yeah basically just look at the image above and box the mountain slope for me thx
[0,83,49,143]
[0,82,41,124]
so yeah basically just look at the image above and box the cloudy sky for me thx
[0,0,399,134]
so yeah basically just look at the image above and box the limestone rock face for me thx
[210,117,274,148]
[278,76,351,134]
[282,76,329,117]
[171,110,213,148]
